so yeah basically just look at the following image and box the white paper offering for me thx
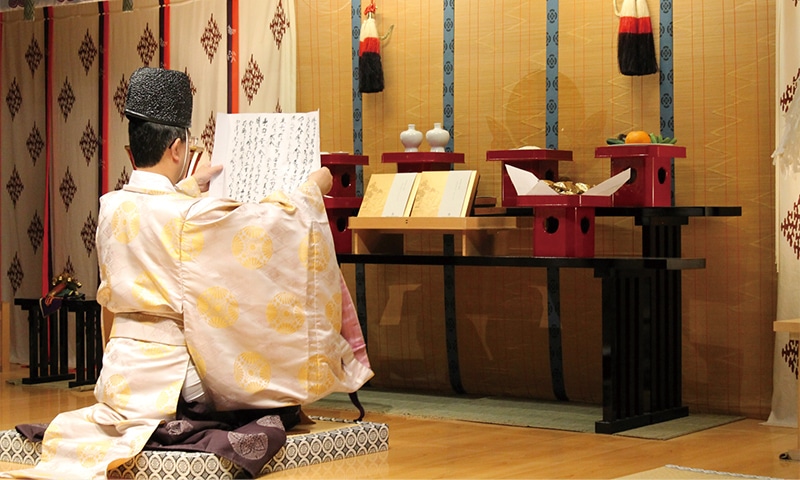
[505,164,557,195]
[583,168,631,196]
[505,164,631,196]
[209,111,321,203]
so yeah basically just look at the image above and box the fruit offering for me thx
[606,131,678,145]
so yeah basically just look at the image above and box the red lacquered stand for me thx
[594,144,686,206]
[321,153,369,253]
[382,151,464,173]
[515,194,611,257]
[486,149,573,207]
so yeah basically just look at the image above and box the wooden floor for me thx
[1,363,799,479]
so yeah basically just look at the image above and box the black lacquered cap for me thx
[125,67,193,128]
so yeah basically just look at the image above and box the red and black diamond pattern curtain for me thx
[50,2,102,320]
[0,10,47,307]
[0,0,296,365]
[770,0,800,428]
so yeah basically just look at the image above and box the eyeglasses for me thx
[188,135,200,152]
[170,130,198,150]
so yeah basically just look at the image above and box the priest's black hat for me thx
[125,67,193,128]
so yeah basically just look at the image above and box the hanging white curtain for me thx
[238,0,296,113]
[105,0,162,194]
[770,1,800,427]
[0,9,47,365]
[166,0,296,157]
[48,4,103,367]
[0,1,99,12]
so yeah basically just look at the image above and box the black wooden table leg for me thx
[71,306,87,387]
[15,298,78,385]
[56,306,70,378]
[24,306,40,383]
[596,269,652,433]
[443,235,464,393]
[546,267,568,401]
[595,264,688,434]
[643,222,688,423]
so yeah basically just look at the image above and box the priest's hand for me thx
[193,158,223,193]
[308,167,333,195]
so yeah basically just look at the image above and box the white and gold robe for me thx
[3,170,373,479]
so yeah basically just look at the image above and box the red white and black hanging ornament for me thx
[359,1,386,93]
[614,0,658,76]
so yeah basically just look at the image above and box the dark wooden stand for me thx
[593,206,740,432]
[14,298,103,387]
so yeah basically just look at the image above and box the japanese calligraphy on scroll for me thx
[209,111,321,202]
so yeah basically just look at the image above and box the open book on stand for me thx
[358,170,479,218]
[358,172,420,217]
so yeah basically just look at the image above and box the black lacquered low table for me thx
[341,205,741,434]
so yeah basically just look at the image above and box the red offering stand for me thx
[486,149,573,207]
[594,144,686,206]
[321,153,369,253]
[382,151,464,173]
[515,194,611,257]
[322,152,369,197]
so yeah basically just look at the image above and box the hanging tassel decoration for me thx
[23,0,34,21]
[614,0,658,76]
[359,1,385,93]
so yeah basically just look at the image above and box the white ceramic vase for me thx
[426,123,450,152]
[400,124,424,152]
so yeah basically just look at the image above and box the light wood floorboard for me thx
[1,364,798,479]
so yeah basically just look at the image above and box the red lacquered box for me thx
[515,194,610,258]
[594,144,686,207]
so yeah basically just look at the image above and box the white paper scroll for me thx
[209,111,321,203]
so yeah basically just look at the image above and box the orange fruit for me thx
[625,130,651,144]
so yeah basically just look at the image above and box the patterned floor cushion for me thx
[0,416,388,478]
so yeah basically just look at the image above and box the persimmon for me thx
[625,130,651,144]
